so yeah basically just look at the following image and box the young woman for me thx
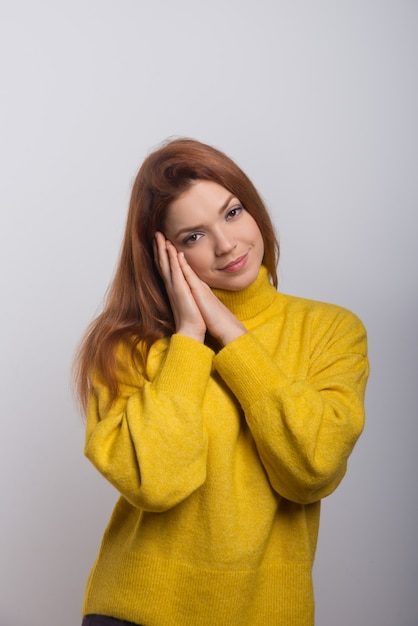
[75,138,369,626]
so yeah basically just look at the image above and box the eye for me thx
[183,232,203,245]
[226,205,243,220]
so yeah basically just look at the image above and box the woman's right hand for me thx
[154,232,207,342]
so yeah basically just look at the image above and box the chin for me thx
[213,268,260,291]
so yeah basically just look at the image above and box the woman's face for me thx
[163,180,264,290]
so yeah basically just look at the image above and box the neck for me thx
[211,266,277,321]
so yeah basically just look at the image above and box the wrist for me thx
[176,326,206,343]
[216,323,247,347]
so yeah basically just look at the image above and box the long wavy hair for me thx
[74,138,280,410]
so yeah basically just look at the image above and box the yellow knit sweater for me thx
[82,266,368,626]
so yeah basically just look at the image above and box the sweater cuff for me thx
[213,333,290,409]
[155,334,214,398]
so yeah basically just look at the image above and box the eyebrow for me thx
[172,193,236,239]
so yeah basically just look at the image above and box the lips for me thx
[220,252,249,272]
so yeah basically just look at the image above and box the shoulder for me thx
[276,292,367,355]
[278,291,364,325]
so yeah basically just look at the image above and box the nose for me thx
[214,228,236,256]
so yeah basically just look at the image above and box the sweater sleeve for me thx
[213,309,369,504]
[84,334,214,512]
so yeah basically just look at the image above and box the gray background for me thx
[1,1,417,625]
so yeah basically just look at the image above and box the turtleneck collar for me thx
[211,265,277,322]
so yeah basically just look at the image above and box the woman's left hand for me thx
[176,250,247,346]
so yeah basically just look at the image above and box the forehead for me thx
[175,180,231,207]
[165,180,234,227]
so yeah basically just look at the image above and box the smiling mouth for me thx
[220,252,249,272]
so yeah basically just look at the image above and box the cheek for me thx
[257,230,265,255]
[182,250,208,275]
[247,220,264,251]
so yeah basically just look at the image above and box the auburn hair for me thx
[74,138,280,410]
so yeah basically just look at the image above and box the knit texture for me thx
[83,266,368,625]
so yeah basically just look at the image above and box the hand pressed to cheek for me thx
[154,232,207,343]
[176,252,247,346]
[154,232,247,347]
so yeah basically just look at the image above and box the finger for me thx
[165,240,184,275]
[154,231,171,278]
[177,251,208,290]
[156,236,194,308]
